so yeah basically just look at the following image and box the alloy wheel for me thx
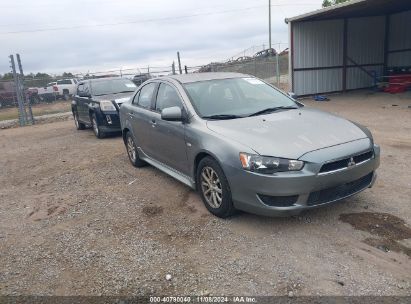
[74,114,79,128]
[200,166,223,208]
[127,136,137,163]
[92,116,99,136]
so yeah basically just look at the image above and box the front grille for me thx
[319,150,373,174]
[258,194,299,207]
[353,150,373,163]
[307,172,373,206]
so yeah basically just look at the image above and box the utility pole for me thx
[9,55,26,126]
[269,0,272,49]
[177,52,182,75]
[16,54,34,124]
[276,43,280,86]
[172,61,176,75]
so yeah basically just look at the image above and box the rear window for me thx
[57,79,72,85]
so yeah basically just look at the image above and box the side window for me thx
[83,82,90,95]
[132,91,140,105]
[155,83,183,112]
[77,84,84,95]
[138,83,156,109]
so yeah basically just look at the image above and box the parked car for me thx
[132,73,151,86]
[71,77,137,138]
[38,82,58,102]
[254,48,277,59]
[56,78,78,100]
[234,56,252,63]
[120,72,380,218]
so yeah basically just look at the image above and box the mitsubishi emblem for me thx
[348,157,356,167]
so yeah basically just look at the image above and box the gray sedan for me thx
[119,73,380,218]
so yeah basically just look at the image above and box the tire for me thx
[125,132,146,167]
[197,156,235,218]
[63,93,70,101]
[91,113,105,139]
[73,110,85,130]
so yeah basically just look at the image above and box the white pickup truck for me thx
[37,82,59,102]
[55,78,78,100]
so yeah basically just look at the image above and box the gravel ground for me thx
[0,90,410,296]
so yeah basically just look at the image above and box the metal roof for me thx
[286,0,411,23]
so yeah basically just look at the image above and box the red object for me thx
[384,74,411,94]
[53,85,59,92]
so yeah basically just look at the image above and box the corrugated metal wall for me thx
[293,20,343,95]
[291,9,411,96]
[346,16,385,90]
[388,10,411,67]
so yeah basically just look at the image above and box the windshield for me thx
[91,79,137,96]
[183,77,298,118]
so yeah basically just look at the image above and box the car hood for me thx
[206,107,368,159]
[93,92,134,105]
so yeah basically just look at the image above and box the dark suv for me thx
[71,77,137,138]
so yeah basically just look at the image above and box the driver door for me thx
[149,82,189,175]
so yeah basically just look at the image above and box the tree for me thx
[1,73,14,80]
[62,72,74,78]
[322,0,350,7]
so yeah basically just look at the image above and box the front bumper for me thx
[96,110,121,133]
[226,143,380,217]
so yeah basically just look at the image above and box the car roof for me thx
[83,77,129,83]
[160,72,250,84]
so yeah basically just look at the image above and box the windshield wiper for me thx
[202,114,243,120]
[94,90,134,96]
[113,90,135,94]
[248,106,298,117]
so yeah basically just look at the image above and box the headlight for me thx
[99,100,116,112]
[239,152,304,174]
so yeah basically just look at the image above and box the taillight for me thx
[53,85,58,91]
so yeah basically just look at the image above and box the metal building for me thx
[286,0,411,96]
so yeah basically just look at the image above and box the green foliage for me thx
[1,71,76,87]
[1,73,14,80]
[322,0,350,7]
[62,72,74,78]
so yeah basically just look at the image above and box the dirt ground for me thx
[0,90,410,296]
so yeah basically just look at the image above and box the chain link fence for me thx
[198,54,289,92]
[0,65,175,128]
[1,53,290,128]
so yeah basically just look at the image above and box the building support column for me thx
[342,18,348,92]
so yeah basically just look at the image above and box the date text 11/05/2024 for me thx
[149,296,257,303]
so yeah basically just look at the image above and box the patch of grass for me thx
[0,101,71,121]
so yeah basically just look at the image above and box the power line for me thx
[0,3,318,35]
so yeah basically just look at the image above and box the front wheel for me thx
[91,113,105,139]
[125,132,146,167]
[73,110,85,130]
[197,157,235,218]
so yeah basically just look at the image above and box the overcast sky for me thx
[0,0,322,76]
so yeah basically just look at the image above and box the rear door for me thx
[149,82,189,175]
[128,82,158,156]
[76,82,91,122]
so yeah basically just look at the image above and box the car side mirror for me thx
[161,106,183,122]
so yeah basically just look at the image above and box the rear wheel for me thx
[91,113,105,138]
[63,92,70,101]
[73,110,85,130]
[197,157,235,218]
[125,132,146,167]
